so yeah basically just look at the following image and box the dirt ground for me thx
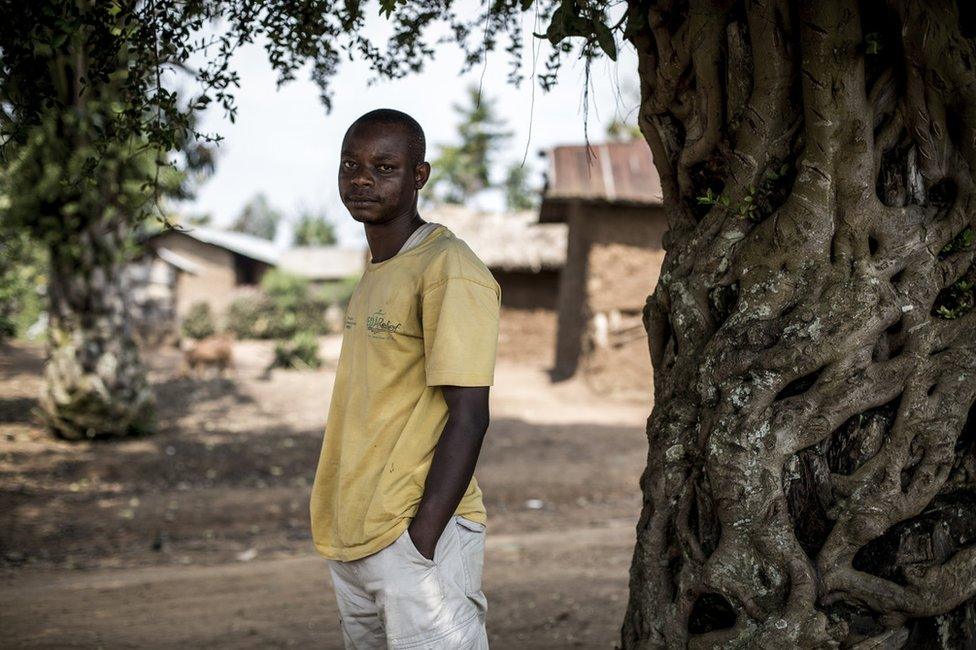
[0,314,652,649]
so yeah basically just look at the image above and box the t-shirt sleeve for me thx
[422,277,500,386]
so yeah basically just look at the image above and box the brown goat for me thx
[180,333,235,379]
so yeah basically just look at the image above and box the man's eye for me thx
[378,165,393,172]
[342,161,356,169]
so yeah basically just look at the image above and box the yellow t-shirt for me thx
[310,224,501,561]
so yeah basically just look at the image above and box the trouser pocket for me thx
[454,516,486,597]
[380,523,485,647]
[397,527,437,567]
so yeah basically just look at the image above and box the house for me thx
[426,205,567,311]
[278,246,368,289]
[147,226,280,320]
[425,205,568,365]
[539,140,666,394]
[129,226,366,344]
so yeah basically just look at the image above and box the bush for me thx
[272,331,322,370]
[182,301,216,339]
[226,292,281,339]
[261,268,310,311]
[226,270,337,339]
[290,289,331,334]
[318,275,360,310]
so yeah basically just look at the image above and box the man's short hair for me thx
[349,109,426,165]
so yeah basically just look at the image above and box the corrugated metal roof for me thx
[170,226,282,265]
[544,140,663,205]
[156,246,204,274]
[278,246,366,280]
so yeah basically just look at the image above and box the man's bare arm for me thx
[408,385,490,560]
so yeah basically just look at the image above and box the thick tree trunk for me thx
[39,221,154,440]
[621,1,976,647]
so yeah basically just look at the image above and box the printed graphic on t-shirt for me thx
[344,314,356,330]
[366,308,402,339]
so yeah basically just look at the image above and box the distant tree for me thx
[230,193,281,240]
[426,86,512,205]
[605,118,642,142]
[503,162,538,211]
[294,211,337,246]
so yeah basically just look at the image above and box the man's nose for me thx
[350,170,374,187]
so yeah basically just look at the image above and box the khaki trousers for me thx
[326,515,489,649]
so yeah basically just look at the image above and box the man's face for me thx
[338,122,427,224]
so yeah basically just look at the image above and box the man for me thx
[310,108,500,649]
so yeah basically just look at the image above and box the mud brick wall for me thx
[553,202,666,380]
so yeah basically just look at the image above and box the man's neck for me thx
[364,209,426,263]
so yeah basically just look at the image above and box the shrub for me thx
[226,292,281,339]
[261,268,311,311]
[226,270,337,339]
[272,331,322,370]
[318,275,360,310]
[264,269,336,334]
[182,301,216,339]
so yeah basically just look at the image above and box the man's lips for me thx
[347,196,379,203]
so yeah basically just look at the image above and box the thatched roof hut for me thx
[424,205,567,273]
[424,205,567,311]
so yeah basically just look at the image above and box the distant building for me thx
[128,226,365,344]
[146,226,280,320]
[278,246,368,288]
[427,205,567,311]
[539,140,666,392]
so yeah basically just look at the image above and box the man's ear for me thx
[415,161,431,190]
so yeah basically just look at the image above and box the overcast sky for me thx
[179,5,640,247]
